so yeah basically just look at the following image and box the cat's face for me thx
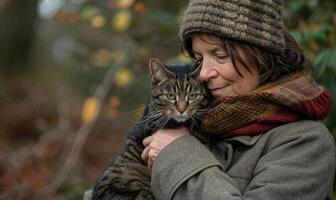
[149,58,208,124]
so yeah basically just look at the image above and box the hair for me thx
[182,30,312,85]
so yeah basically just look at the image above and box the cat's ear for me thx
[189,63,202,79]
[149,58,174,84]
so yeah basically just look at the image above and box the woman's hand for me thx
[141,127,189,168]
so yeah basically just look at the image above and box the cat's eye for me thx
[166,94,176,100]
[187,94,198,101]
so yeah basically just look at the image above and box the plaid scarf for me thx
[199,71,332,137]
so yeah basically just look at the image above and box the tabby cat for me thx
[91,58,210,200]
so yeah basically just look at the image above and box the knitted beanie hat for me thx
[180,0,286,54]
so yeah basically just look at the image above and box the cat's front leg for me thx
[92,157,153,199]
[135,189,155,200]
[92,136,155,200]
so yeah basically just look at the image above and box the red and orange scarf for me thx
[199,71,332,137]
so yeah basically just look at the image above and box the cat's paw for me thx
[135,190,155,200]
[111,162,151,191]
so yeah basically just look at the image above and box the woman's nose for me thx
[199,60,217,81]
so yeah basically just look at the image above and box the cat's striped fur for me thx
[91,58,210,200]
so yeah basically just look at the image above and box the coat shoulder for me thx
[265,120,335,153]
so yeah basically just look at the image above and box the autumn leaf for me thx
[133,2,145,15]
[55,10,66,22]
[90,49,111,67]
[114,68,133,87]
[109,95,121,107]
[68,13,80,24]
[112,10,132,32]
[108,109,119,119]
[82,97,100,123]
[91,15,106,28]
[116,0,134,8]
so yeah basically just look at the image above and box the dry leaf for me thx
[112,10,132,32]
[82,97,100,123]
[116,0,134,8]
[91,15,106,28]
[114,68,133,87]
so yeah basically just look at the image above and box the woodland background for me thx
[0,0,335,199]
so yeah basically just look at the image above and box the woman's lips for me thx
[210,87,224,91]
[210,85,228,92]
[209,85,229,97]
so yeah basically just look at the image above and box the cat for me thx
[90,58,210,200]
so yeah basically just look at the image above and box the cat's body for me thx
[91,58,210,200]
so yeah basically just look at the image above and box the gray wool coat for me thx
[151,120,336,200]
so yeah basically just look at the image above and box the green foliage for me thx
[286,0,336,135]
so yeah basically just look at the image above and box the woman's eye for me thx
[166,94,176,100]
[187,94,197,101]
[215,54,229,60]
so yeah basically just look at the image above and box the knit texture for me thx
[198,71,332,136]
[180,0,286,53]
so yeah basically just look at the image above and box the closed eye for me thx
[215,54,229,59]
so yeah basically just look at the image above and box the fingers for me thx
[141,146,155,169]
[141,145,160,168]
[142,128,188,169]
[143,135,153,147]
[141,146,149,161]
[147,149,159,169]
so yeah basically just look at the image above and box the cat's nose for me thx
[177,101,187,114]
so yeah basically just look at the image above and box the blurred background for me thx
[0,0,335,199]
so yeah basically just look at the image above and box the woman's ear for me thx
[149,58,174,84]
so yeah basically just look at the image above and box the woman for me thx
[141,0,335,199]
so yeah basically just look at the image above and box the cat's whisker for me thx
[140,117,160,126]
[142,116,164,130]
[160,116,171,129]
[190,117,200,130]
[143,114,164,130]
[195,110,211,115]
[143,111,164,120]
[141,113,163,123]
[152,115,167,132]
[129,112,161,124]
[155,117,168,132]
[128,103,152,113]
[141,115,164,133]
[192,115,204,122]
[197,107,214,113]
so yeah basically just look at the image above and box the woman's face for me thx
[191,34,260,100]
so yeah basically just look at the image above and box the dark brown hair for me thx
[182,30,312,84]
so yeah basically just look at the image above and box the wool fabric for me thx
[180,0,286,53]
[198,71,332,136]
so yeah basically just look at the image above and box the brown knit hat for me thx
[180,0,286,54]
